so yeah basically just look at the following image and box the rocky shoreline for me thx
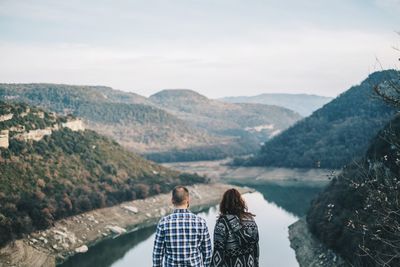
[288,218,350,267]
[0,183,251,267]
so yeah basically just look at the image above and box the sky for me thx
[0,0,399,98]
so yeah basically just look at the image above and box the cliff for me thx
[289,218,349,267]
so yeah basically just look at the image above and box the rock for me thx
[75,245,88,253]
[146,213,151,218]
[106,225,127,235]
[122,205,138,214]
[289,218,350,267]
[160,208,166,216]
[39,237,48,244]
[53,230,67,238]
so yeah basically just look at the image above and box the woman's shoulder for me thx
[217,214,240,224]
[242,215,257,224]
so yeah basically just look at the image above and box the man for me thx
[152,186,212,267]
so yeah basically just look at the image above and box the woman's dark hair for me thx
[219,188,255,220]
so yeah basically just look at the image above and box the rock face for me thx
[61,119,85,132]
[0,113,13,122]
[0,130,9,148]
[288,218,349,267]
[14,128,53,142]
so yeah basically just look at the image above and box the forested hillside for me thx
[150,89,301,137]
[0,102,205,246]
[0,84,218,153]
[0,84,302,162]
[307,114,400,266]
[242,70,399,169]
[148,89,301,161]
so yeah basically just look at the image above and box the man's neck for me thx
[174,205,188,210]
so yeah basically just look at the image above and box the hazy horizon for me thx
[0,0,399,98]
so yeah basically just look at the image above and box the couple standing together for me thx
[152,186,259,267]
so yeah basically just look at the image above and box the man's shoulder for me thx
[161,211,206,223]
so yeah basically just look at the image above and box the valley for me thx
[1,69,399,267]
[0,84,302,162]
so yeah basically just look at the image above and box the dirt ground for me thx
[164,159,334,186]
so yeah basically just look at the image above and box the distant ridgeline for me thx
[0,84,301,162]
[239,70,399,169]
[220,93,333,116]
[307,113,400,266]
[0,84,216,155]
[0,102,204,247]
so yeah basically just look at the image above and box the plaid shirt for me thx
[152,209,212,267]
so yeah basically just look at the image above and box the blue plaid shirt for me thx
[152,209,212,267]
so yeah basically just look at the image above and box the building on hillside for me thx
[0,130,9,148]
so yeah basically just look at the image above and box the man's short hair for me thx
[172,186,189,205]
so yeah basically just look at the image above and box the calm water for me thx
[60,182,324,267]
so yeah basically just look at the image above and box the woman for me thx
[211,188,259,267]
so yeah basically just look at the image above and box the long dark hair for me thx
[219,188,255,220]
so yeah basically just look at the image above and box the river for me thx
[60,173,328,267]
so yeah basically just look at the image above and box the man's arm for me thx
[201,220,212,267]
[152,218,165,267]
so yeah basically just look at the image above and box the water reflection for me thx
[60,226,155,267]
[245,183,324,217]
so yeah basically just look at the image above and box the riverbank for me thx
[288,218,349,267]
[0,183,251,267]
[164,159,334,186]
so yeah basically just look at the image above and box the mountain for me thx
[241,70,399,169]
[149,89,302,143]
[0,84,218,154]
[306,113,400,266]
[0,84,302,162]
[220,93,333,116]
[0,101,205,246]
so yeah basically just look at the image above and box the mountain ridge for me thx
[240,70,399,169]
[220,93,333,116]
[0,84,302,162]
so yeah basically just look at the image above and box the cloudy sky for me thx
[0,0,399,98]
